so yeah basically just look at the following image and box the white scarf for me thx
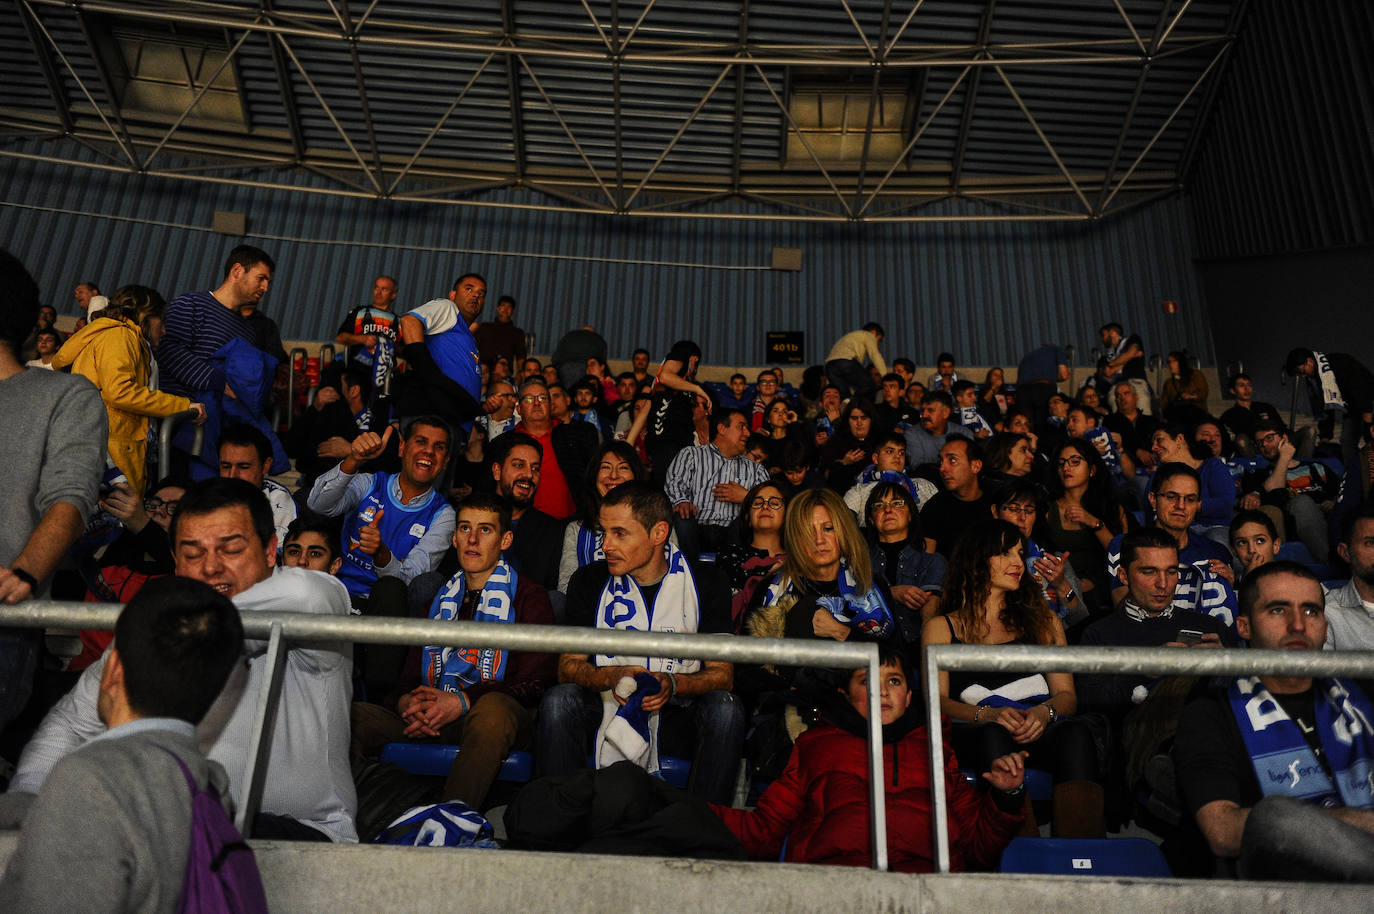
[593,542,700,773]
[1313,351,1347,411]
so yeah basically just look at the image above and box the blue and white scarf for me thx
[856,466,919,502]
[375,801,499,848]
[371,335,394,400]
[763,558,894,639]
[1230,676,1374,809]
[594,542,700,673]
[960,674,1051,710]
[1312,351,1346,412]
[1174,563,1239,636]
[593,543,700,773]
[422,560,519,693]
[575,522,603,568]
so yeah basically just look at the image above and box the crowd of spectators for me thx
[2,242,1374,893]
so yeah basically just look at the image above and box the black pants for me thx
[951,716,1099,782]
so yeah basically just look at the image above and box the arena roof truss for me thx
[0,0,1249,224]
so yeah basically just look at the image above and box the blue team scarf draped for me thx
[1229,676,1374,809]
[959,675,1051,710]
[422,560,519,692]
[575,522,603,567]
[763,558,894,639]
[371,335,394,399]
[1312,352,1347,411]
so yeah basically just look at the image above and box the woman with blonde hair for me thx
[747,487,897,648]
[53,285,205,494]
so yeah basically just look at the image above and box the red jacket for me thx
[712,717,1022,872]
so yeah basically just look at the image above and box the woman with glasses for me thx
[51,285,207,494]
[819,399,880,493]
[1148,424,1236,530]
[750,371,783,431]
[556,441,649,591]
[921,519,1104,837]
[719,481,789,592]
[1041,439,1130,607]
[760,397,805,470]
[865,482,947,642]
[68,476,190,671]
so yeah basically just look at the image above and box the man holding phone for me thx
[1079,528,1236,717]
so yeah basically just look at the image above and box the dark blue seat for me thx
[998,836,1172,877]
[378,743,691,788]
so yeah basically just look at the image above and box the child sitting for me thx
[711,647,1027,872]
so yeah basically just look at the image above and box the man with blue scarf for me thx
[351,493,554,810]
[1175,562,1374,881]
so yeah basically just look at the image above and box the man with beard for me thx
[488,431,565,592]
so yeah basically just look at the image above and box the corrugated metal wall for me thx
[0,146,1213,367]
[1186,1,1374,260]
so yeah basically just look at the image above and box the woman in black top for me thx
[717,480,788,592]
[920,520,1102,836]
[634,339,709,487]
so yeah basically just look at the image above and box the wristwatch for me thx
[1042,703,1058,724]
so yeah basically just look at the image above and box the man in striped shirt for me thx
[156,245,274,400]
[664,406,769,559]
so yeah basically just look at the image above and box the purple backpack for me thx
[159,748,269,914]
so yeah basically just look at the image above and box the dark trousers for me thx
[951,716,1100,782]
[536,682,745,805]
[671,516,732,561]
[350,575,411,701]
[351,692,533,810]
[826,358,875,402]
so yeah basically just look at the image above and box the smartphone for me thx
[1177,629,1204,646]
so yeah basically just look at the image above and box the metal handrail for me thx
[318,344,336,365]
[923,643,1374,874]
[284,347,308,431]
[157,408,203,472]
[0,600,889,868]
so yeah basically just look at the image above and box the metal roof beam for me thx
[578,0,615,56]
[837,0,878,60]
[951,1,996,191]
[16,0,72,134]
[612,0,623,209]
[1177,0,1250,181]
[884,0,929,56]
[1100,40,1229,212]
[500,0,526,183]
[857,66,970,216]
[348,39,388,192]
[993,63,1093,214]
[1153,0,1196,52]
[386,53,496,195]
[1110,0,1148,54]
[142,18,260,169]
[624,65,733,209]
[752,63,854,218]
[618,0,658,52]
[275,33,383,194]
[728,0,749,195]
[1093,2,1174,216]
[261,0,306,163]
[853,0,894,209]
[518,56,617,208]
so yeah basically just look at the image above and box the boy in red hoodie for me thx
[712,648,1026,871]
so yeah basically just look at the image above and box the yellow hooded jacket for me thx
[51,316,191,494]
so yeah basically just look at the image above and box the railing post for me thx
[158,408,203,474]
[865,644,888,871]
[236,622,289,837]
[284,347,307,432]
[925,646,951,874]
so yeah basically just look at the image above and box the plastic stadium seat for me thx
[379,744,691,788]
[1276,541,1317,564]
[998,836,1172,877]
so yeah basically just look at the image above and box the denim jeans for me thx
[536,682,745,805]
[0,631,39,739]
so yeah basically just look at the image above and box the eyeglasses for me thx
[1257,432,1281,445]
[520,394,550,404]
[1056,455,1085,469]
[750,497,784,510]
[758,379,777,387]
[144,498,180,515]
[1157,492,1201,505]
[997,502,1037,517]
[871,500,908,513]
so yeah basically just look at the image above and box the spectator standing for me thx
[824,323,886,402]
[474,294,527,370]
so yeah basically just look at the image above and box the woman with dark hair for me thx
[921,519,1103,837]
[631,339,710,487]
[556,440,646,591]
[1039,438,1129,604]
[718,480,789,592]
[52,285,206,494]
[819,398,879,492]
[865,481,947,643]
[1149,424,1236,530]
[1075,385,1109,420]
[761,397,805,469]
[1160,350,1209,423]
[978,366,1008,425]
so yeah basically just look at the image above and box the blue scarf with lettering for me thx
[575,522,603,567]
[1229,676,1374,809]
[423,560,519,692]
[764,558,894,639]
